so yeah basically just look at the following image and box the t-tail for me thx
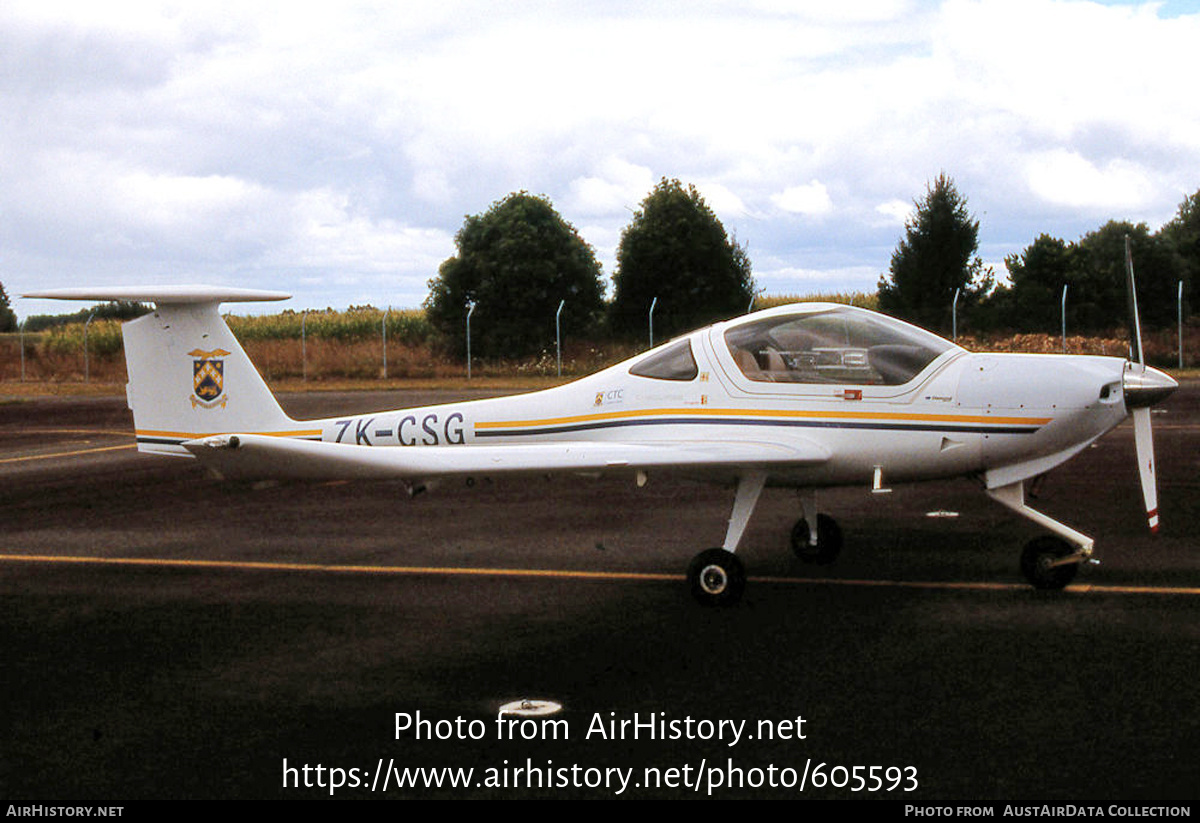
[22,286,313,456]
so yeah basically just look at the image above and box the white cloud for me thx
[4,0,1200,314]
[742,0,910,24]
[567,159,656,218]
[772,181,833,216]
[934,0,1200,149]
[273,188,452,280]
[875,199,912,225]
[696,182,749,223]
[1025,150,1156,212]
[755,264,882,296]
[112,172,268,229]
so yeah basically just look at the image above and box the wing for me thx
[181,434,829,483]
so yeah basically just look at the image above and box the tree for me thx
[1159,189,1200,271]
[0,282,16,333]
[609,178,754,341]
[1156,189,1197,321]
[425,192,605,359]
[1074,221,1182,331]
[878,173,992,334]
[998,234,1078,332]
[991,219,1188,335]
[22,300,151,332]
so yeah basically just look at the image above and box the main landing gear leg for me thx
[687,471,766,606]
[986,481,1095,590]
[790,489,843,565]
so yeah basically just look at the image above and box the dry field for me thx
[1,311,1194,388]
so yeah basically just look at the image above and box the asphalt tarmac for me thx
[1,384,1197,800]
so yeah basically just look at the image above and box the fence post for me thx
[19,319,26,382]
[555,299,565,378]
[951,288,960,342]
[466,302,475,380]
[382,306,389,379]
[301,311,308,383]
[648,296,658,349]
[83,310,95,383]
[1061,284,1069,353]
[1180,280,1186,370]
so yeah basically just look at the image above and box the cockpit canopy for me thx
[723,306,958,386]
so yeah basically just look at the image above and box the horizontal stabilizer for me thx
[182,434,830,482]
[23,285,290,305]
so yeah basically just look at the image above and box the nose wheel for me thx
[687,548,745,607]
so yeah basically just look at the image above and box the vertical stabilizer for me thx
[123,302,297,455]
[23,286,304,456]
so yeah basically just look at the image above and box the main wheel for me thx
[1020,536,1079,590]
[687,548,746,607]
[790,514,842,565]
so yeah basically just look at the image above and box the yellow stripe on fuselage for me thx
[475,407,1052,431]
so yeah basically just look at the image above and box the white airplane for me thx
[26,265,1176,605]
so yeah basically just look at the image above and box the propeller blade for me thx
[1121,238,1174,534]
[1132,406,1158,533]
[1124,235,1144,366]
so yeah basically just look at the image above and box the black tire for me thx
[687,548,746,607]
[790,514,842,565]
[1020,536,1079,590]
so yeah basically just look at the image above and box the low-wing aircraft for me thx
[26,260,1176,605]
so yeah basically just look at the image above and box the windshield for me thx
[723,307,956,386]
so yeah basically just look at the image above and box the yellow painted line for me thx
[755,576,1200,596]
[18,428,134,438]
[2,554,1198,596]
[476,406,1052,430]
[1067,583,1200,595]
[0,554,676,582]
[0,444,137,464]
[754,575,1027,592]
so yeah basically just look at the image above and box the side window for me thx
[629,339,698,381]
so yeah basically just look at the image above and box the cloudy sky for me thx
[5,0,1199,319]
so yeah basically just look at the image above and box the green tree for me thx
[1156,189,1197,320]
[995,219,1188,336]
[878,173,992,334]
[425,192,605,359]
[0,282,16,333]
[609,178,754,341]
[1074,221,1182,331]
[22,300,151,332]
[998,234,1077,332]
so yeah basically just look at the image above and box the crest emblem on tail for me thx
[190,348,231,408]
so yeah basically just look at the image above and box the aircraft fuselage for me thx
[310,324,1131,492]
